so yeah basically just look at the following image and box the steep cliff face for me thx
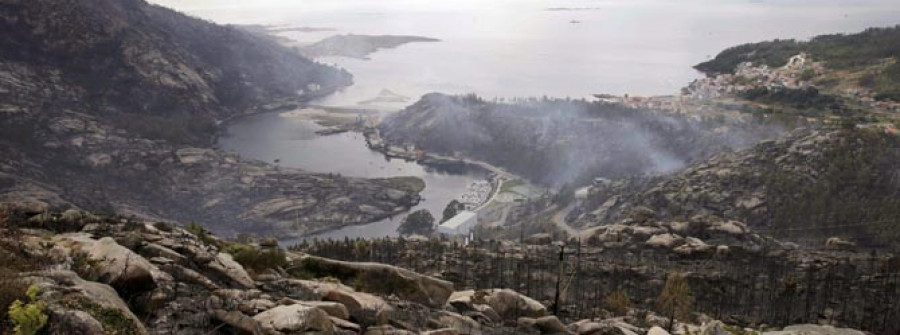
[0,0,420,237]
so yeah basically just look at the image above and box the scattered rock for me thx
[645,233,684,248]
[519,315,573,334]
[435,310,482,335]
[450,289,548,321]
[25,270,148,335]
[764,324,866,335]
[213,309,267,335]
[46,306,105,335]
[323,288,394,326]
[363,325,416,335]
[301,301,351,320]
[59,235,161,295]
[253,304,334,334]
[647,326,671,335]
[825,237,856,251]
[699,321,730,335]
[207,252,257,289]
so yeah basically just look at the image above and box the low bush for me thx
[604,289,630,316]
[184,222,219,247]
[60,295,142,334]
[7,285,47,335]
[0,239,44,333]
[224,243,287,273]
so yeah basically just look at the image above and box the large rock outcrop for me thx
[296,256,455,308]
[449,289,548,321]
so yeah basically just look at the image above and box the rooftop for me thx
[439,210,477,229]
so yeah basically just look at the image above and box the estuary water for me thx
[184,0,899,239]
[153,0,900,109]
[218,112,486,240]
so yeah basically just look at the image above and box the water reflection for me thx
[218,112,486,242]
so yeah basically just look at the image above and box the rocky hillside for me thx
[0,0,351,145]
[298,212,900,334]
[379,93,784,186]
[0,206,881,335]
[0,0,425,237]
[574,126,900,250]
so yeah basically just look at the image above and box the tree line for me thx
[292,237,900,333]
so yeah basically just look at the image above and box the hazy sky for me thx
[148,0,900,98]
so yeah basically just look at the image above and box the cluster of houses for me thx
[458,180,493,209]
[595,93,682,111]
[684,53,821,101]
[842,87,900,112]
[599,52,900,113]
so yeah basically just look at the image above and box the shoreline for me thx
[220,100,532,241]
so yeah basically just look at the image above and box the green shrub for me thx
[695,26,900,74]
[60,295,142,335]
[224,243,287,273]
[8,285,47,335]
[0,276,27,333]
[740,86,839,111]
[71,252,102,282]
[221,243,254,256]
[0,239,44,333]
[724,324,761,335]
[184,222,218,246]
[397,210,435,236]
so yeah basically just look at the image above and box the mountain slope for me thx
[0,0,420,237]
[576,126,900,250]
[379,93,783,186]
[0,0,351,145]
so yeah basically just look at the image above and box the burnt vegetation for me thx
[294,236,900,334]
[0,0,351,145]
[380,93,784,187]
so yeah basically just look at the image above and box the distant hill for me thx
[299,34,440,60]
[695,25,900,101]
[379,93,783,187]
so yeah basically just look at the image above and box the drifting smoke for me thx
[380,93,785,188]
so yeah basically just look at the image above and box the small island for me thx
[300,34,440,59]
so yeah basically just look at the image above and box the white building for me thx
[574,186,591,200]
[438,211,478,235]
